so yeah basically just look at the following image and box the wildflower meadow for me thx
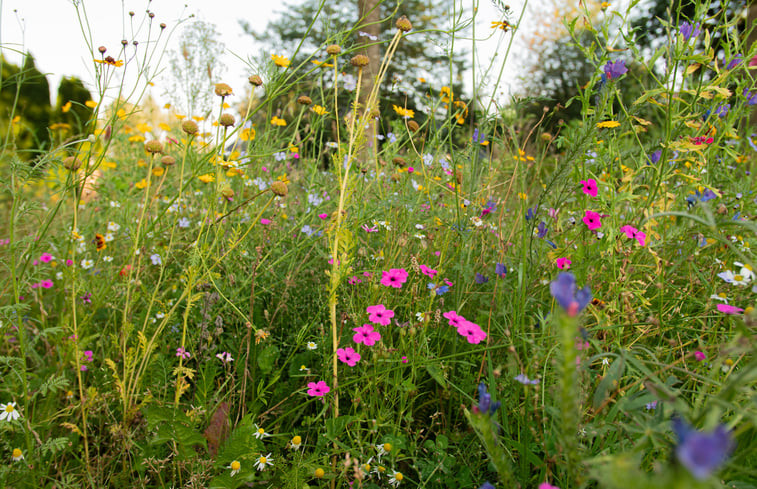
[1,0,756,488]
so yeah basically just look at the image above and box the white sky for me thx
[0,0,522,110]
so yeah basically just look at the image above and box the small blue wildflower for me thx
[495,263,507,278]
[387,132,397,143]
[274,151,287,161]
[472,128,487,145]
[479,483,496,489]
[604,60,628,79]
[422,153,434,166]
[672,416,734,480]
[514,374,539,385]
[743,89,757,106]
[726,54,742,70]
[649,149,662,165]
[549,272,592,316]
[645,401,657,410]
[536,221,548,238]
[435,285,449,295]
[477,383,501,415]
[439,158,451,171]
[715,104,730,118]
[525,205,538,221]
[679,21,701,41]
[475,273,489,284]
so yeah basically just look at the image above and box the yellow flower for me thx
[49,122,71,131]
[271,116,287,126]
[240,127,256,141]
[311,59,334,68]
[418,77,426,83]
[158,123,171,131]
[84,100,98,108]
[128,135,146,143]
[192,115,205,122]
[152,167,165,177]
[61,101,72,113]
[94,57,124,67]
[198,174,215,183]
[596,120,621,128]
[271,54,290,67]
[11,448,23,462]
[491,21,514,31]
[392,105,414,119]
[517,192,527,200]
[601,2,610,8]
[135,179,148,189]
[117,109,128,119]
[136,123,153,133]
[311,105,328,116]
[440,86,453,103]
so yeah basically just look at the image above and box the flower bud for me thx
[350,54,369,67]
[144,140,164,154]
[63,156,82,171]
[181,120,199,135]
[297,95,312,105]
[214,83,233,97]
[270,181,288,197]
[219,113,235,127]
[248,75,263,86]
[326,44,342,55]
[407,120,420,132]
[396,15,412,32]
[161,155,176,167]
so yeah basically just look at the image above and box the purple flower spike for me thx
[477,383,501,415]
[549,273,592,316]
[604,60,628,79]
[673,417,734,480]
[726,54,742,70]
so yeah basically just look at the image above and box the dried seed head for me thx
[63,156,82,171]
[270,181,288,197]
[144,140,164,154]
[121,39,128,46]
[181,120,199,135]
[221,186,234,200]
[396,15,412,32]
[161,155,176,167]
[248,75,263,86]
[148,12,155,19]
[392,156,406,167]
[98,46,107,54]
[297,95,312,105]
[350,54,369,67]
[326,44,342,55]
[160,23,166,29]
[214,83,233,97]
[407,120,420,132]
[219,113,235,127]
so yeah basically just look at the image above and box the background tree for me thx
[0,54,51,159]
[163,20,226,117]
[52,76,94,138]
[241,0,469,138]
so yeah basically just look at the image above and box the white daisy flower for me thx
[80,259,94,270]
[306,341,317,350]
[389,470,404,487]
[228,460,241,476]
[253,425,270,439]
[253,453,273,471]
[0,402,21,422]
[734,262,755,282]
[107,221,120,232]
[11,448,23,462]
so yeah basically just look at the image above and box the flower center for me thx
[259,457,267,464]
[5,405,14,413]
[231,461,240,470]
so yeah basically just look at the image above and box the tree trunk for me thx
[357,0,381,161]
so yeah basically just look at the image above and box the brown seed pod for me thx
[219,113,235,127]
[181,120,199,135]
[248,75,263,86]
[161,155,176,167]
[214,83,233,97]
[326,44,342,55]
[407,120,420,132]
[144,140,164,154]
[396,16,412,32]
[63,156,82,171]
[350,54,369,67]
[270,181,288,197]
[297,95,313,105]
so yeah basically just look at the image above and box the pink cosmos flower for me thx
[353,324,381,346]
[260,218,271,225]
[419,264,438,278]
[307,380,330,397]
[318,213,328,219]
[694,351,706,361]
[580,179,598,197]
[336,347,361,366]
[380,268,408,288]
[66,259,73,266]
[457,321,487,344]
[443,310,466,328]
[620,225,647,246]
[366,304,394,326]
[176,347,190,359]
[582,210,602,230]
[717,303,744,315]
[401,356,408,363]
[539,483,560,489]
[556,257,571,270]
[40,253,53,263]
[39,279,54,289]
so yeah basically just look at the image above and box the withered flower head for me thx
[181,120,199,135]
[297,95,312,105]
[214,83,233,97]
[63,156,82,171]
[396,16,412,32]
[144,140,164,154]
[270,181,288,197]
[161,155,176,167]
[248,75,263,86]
[219,113,235,127]
[326,44,342,55]
[350,54,369,67]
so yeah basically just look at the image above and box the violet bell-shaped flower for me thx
[476,382,501,415]
[549,272,592,316]
[673,416,734,480]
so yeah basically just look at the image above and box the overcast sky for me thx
[1,0,522,109]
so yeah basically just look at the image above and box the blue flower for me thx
[475,273,489,284]
[549,273,592,316]
[715,104,730,118]
[495,262,507,278]
[514,374,539,385]
[604,60,628,79]
[536,221,548,238]
[525,205,538,221]
[648,149,662,165]
[679,21,701,41]
[726,54,742,70]
[672,416,734,480]
[477,383,501,415]
[479,483,496,489]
